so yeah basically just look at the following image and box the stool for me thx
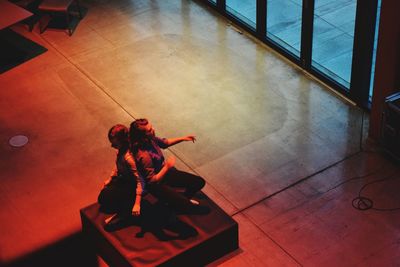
[38,0,82,36]
[11,0,41,31]
[80,192,239,267]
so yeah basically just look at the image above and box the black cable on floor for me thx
[321,161,400,211]
[323,161,388,194]
[352,174,400,211]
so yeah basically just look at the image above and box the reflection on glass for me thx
[226,0,256,29]
[208,0,216,4]
[266,0,302,57]
[369,0,381,101]
[311,0,357,89]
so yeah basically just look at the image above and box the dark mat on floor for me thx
[80,192,239,267]
[0,29,47,74]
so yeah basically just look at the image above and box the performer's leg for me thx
[163,168,206,198]
[98,179,135,214]
[147,182,194,212]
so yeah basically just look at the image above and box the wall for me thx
[369,0,400,139]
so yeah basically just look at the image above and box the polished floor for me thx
[0,0,399,266]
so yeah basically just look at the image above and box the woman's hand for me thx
[132,204,141,216]
[182,135,196,143]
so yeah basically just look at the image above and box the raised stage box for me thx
[80,192,238,267]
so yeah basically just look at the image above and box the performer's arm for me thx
[132,194,142,216]
[138,152,175,183]
[126,153,143,216]
[151,157,175,183]
[156,135,196,148]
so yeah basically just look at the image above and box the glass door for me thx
[226,0,257,29]
[203,0,380,107]
[311,0,357,89]
[266,0,303,57]
[369,0,381,101]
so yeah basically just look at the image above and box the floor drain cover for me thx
[9,135,29,147]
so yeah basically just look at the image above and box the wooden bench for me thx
[80,192,239,267]
[38,0,82,36]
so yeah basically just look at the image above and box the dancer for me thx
[98,124,144,224]
[129,119,205,212]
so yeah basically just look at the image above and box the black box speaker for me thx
[382,92,400,159]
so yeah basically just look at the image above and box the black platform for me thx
[80,192,238,267]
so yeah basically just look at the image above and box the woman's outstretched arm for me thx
[164,135,196,147]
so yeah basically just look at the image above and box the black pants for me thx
[146,168,205,212]
[98,176,136,214]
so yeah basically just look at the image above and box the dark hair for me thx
[129,118,150,152]
[108,124,129,147]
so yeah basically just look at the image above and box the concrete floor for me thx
[1,0,399,266]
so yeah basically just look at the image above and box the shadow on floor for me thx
[2,232,98,267]
[102,199,211,241]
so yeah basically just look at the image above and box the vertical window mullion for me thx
[300,0,314,69]
[217,0,226,12]
[256,0,266,38]
[349,0,378,107]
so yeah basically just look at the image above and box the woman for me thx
[98,124,144,223]
[129,119,205,212]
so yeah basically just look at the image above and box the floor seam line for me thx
[240,212,304,266]
[165,148,241,213]
[231,149,363,216]
[34,31,138,121]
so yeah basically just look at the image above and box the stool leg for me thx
[39,9,54,34]
[39,12,49,34]
[66,11,72,36]
[28,19,34,32]
[75,0,83,19]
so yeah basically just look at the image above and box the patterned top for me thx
[110,148,144,195]
[134,136,169,183]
